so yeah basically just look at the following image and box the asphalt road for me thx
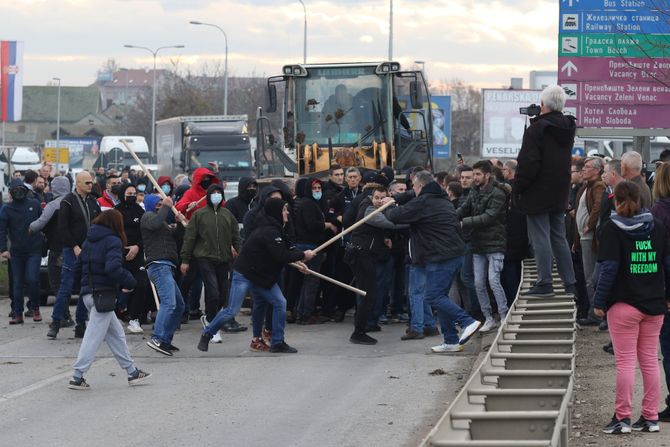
[0,298,482,447]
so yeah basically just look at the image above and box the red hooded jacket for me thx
[176,168,221,219]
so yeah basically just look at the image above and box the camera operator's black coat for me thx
[513,111,576,215]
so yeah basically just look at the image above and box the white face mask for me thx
[210,193,223,206]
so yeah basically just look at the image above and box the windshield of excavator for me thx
[291,66,393,147]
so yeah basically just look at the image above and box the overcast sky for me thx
[2,0,558,88]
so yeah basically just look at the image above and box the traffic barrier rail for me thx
[421,260,576,447]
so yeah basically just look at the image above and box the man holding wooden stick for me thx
[384,171,482,353]
[198,198,315,354]
[142,194,185,356]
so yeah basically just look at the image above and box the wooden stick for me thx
[186,195,207,213]
[290,262,366,296]
[119,139,188,226]
[148,278,160,310]
[313,198,396,254]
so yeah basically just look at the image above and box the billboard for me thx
[481,89,541,158]
[45,137,100,170]
[0,41,24,122]
[430,95,451,159]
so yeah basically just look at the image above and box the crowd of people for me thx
[2,83,670,435]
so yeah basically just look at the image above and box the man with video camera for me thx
[513,85,578,297]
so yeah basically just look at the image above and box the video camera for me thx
[519,104,541,117]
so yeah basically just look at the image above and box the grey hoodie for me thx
[29,176,71,233]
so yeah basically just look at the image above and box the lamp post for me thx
[298,1,307,64]
[120,68,129,135]
[52,77,61,170]
[414,60,425,74]
[388,0,393,61]
[190,21,229,115]
[124,44,184,158]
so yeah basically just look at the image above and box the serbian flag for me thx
[0,41,24,122]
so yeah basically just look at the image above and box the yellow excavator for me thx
[255,61,434,178]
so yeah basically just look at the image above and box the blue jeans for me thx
[409,258,477,344]
[473,252,508,319]
[147,263,185,344]
[459,242,481,316]
[206,271,287,345]
[408,261,437,332]
[52,247,87,322]
[10,253,41,315]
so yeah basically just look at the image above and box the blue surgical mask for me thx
[312,191,322,201]
[210,193,223,206]
[161,184,171,195]
[138,184,146,192]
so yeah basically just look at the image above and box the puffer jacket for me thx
[180,185,241,264]
[457,180,508,254]
[141,195,179,265]
[0,196,43,256]
[77,224,136,295]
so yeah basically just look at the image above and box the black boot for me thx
[198,333,212,352]
[47,321,60,339]
[74,323,86,338]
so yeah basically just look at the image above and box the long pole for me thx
[298,0,307,63]
[151,55,157,159]
[313,198,396,254]
[189,22,228,115]
[290,262,366,295]
[53,77,61,170]
[388,0,393,61]
[124,44,184,159]
[119,139,188,226]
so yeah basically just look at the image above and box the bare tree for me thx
[432,79,481,156]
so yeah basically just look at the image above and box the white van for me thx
[10,146,42,173]
[98,136,150,170]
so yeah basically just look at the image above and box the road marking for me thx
[0,357,113,404]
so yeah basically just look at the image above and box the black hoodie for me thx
[234,199,305,289]
[295,178,330,245]
[513,111,577,215]
[115,183,146,269]
[225,176,258,223]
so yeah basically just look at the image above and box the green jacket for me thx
[181,204,241,264]
[457,180,508,254]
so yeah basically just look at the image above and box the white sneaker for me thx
[210,332,223,343]
[458,320,482,345]
[127,319,143,334]
[431,343,464,353]
[479,318,497,333]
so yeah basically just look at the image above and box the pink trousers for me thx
[608,302,664,421]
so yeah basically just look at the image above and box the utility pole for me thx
[388,0,393,61]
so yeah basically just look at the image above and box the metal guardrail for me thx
[421,260,576,447]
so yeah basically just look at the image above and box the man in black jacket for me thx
[225,176,258,224]
[385,171,481,353]
[513,85,577,297]
[49,171,101,338]
[198,198,314,353]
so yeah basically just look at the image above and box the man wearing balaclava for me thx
[181,184,242,342]
[224,177,258,224]
[0,179,44,325]
[175,168,221,220]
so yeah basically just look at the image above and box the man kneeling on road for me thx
[384,171,481,353]
[198,198,315,354]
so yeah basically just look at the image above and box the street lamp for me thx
[119,68,129,135]
[414,60,425,73]
[190,21,229,115]
[52,77,61,169]
[124,44,184,158]
[297,1,307,64]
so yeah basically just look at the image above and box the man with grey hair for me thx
[621,151,652,208]
[513,85,578,297]
[384,171,481,353]
[573,157,606,324]
[502,160,517,182]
